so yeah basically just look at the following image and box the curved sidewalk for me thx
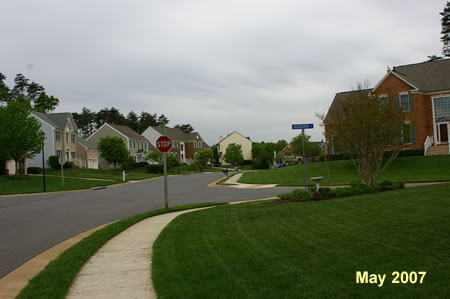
[66,207,210,299]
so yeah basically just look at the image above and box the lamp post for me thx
[40,130,46,192]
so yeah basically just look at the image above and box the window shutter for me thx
[396,96,400,110]
[408,94,414,112]
[411,124,415,144]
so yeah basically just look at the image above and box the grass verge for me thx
[0,175,117,195]
[239,155,450,186]
[153,184,450,298]
[16,202,227,299]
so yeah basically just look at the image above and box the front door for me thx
[439,123,449,143]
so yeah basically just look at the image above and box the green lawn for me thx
[239,155,450,186]
[153,184,450,298]
[17,202,227,299]
[45,167,161,181]
[0,175,117,195]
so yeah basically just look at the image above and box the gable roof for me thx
[150,126,192,142]
[109,124,148,141]
[76,136,97,150]
[31,111,60,128]
[218,131,252,145]
[31,111,75,130]
[374,59,450,93]
[324,89,371,123]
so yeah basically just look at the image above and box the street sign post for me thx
[292,123,314,189]
[156,134,172,208]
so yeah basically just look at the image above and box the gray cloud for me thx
[0,0,444,145]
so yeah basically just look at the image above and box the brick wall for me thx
[375,74,433,150]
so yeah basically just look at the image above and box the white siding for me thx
[141,127,162,148]
[26,115,54,168]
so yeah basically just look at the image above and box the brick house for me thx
[141,126,209,164]
[325,59,450,156]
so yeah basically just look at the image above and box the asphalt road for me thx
[0,172,294,278]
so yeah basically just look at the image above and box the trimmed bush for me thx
[145,164,164,174]
[384,149,424,158]
[242,160,253,165]
[121,157,137,170]
[48,156,61,169]
[291,189,311,202]
[317,187,336,199]
[277,193,292,201]
[27,167,42,174]
[278,189,311,202]
[63,161,73,169]
[136,161,149,168]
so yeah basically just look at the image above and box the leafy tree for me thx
[10,74,29,100]
[2,73,59,112]
[224,143,244,166]
[275,139,288,152]
[441,1,450,57]
[156,114,169,126]
[174,124,194,134]
[126,111,140,133]
[166,153,179,168]
[210,145,220,165]
[138,112,158,133]
[147,150,162,163]
[95,107,127,129]
[97,136,129,168]
[73,107,96,137]
[327,83,405,186]
[0,73,10,104]
[195,149,213,170]
[291,134,321,158]
[0,99,42,176]
[34,93,59,113]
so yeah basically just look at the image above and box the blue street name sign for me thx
[292,123,314,130]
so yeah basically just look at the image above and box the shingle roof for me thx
[47,113,71,129]
[31,111,74,130]
[109,124,148,141]
[76,136,97,149]
[31,111,59,128]
[391,59,450,93]
[151,126,193,141]
[324,89,371,123]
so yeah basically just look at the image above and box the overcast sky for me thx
[0,0,445,145]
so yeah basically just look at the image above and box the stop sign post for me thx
[156,135,172,208]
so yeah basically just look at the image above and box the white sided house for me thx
[87,123,154,168]
[217,131,252,164]
[28,112,85,168]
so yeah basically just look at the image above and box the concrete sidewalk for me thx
[66,208,211,299]
[222,173,278,189]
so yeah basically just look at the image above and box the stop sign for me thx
[156,136,172,152]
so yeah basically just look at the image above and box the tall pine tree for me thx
[441,1,450,57]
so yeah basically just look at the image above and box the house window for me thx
[199,141,202,148]
[144,143,147,150]
[56,150,61,156]
[133,141,136,149]
[129,140,132,148]
[55,131,61,141]
[397,94,413,112]
[434,96,450,123]
[401,122,413,144]
[71,152,76,160]
[181,144,184,151]
[379,96,389,105]
[71,134,75,143]
[66,132,69,143]
[173,142,178,148]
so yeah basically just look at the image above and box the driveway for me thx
[0,172,293,278]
